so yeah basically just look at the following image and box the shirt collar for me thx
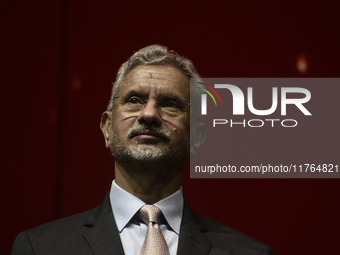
[109,180,183,235]
[154,187,183,235]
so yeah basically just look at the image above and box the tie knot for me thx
[139,205,161,224]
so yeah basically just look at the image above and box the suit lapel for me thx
[81,193,212,255]
[177,198,211,255]
[83,192,125,255]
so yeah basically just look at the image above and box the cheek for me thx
[112,111,137,130]
[164,117,190,136]
[110,117,136,143]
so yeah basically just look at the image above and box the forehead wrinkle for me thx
[132,72,188,87]
[130,65,188,84]
[122,82,189,101]
[119,65,189,99]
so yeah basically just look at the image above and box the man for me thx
[12,45,273,254]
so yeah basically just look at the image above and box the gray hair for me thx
[106,44,203,121]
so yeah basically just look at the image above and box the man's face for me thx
[104,65,191,163]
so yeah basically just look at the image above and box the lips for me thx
[128,127,171,142]
[133,131,159,138]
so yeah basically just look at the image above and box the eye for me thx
[127,97,143,104]
[163,101,178,108]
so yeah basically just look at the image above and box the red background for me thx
[1,1,340,254]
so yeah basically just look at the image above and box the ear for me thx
[100,111,112,149]
[190,121,207,156]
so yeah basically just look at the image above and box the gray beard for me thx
[109,125,190,163]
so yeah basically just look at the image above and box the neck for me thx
[114,159,184,204]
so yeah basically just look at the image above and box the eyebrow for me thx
[122,90,147,99]
[120,90,187,103]
[158,95,184,103]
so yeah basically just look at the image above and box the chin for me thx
[136,139,160,145]
[111,145,187,163]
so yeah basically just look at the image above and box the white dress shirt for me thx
[109,180,183,255]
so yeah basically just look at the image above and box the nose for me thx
[137,99,162,126]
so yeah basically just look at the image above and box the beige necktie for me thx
[139,205,170,255]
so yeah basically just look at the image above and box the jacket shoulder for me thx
[12,192,114,255]
[12,209,95,255]
[197,215,274,255]
[27,208,94,236]
[13,195,117,255]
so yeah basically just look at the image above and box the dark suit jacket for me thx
[12,193,274,255]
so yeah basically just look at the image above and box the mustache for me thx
[127,124,172,142]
